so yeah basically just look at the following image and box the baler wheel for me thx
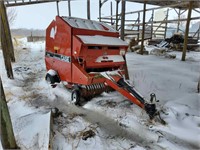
[45,74,55,84]
[71,89,81,105]
[45,72,60,88]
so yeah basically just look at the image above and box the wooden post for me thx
[99,0,101,22]
[137,12,140,41]
[115,0,119,30]
[140,1,146,55]
[197,24,200,40]
[164,8,169,39]
[151,10,154,39]
[177,9,181,32]
[181,1,193,61]
[123,56,129,80]
[0,2,15,62]
[0,2,14,79]
[110,1,113,25]
[0,77,18,149]
[68,0,71,17]
[120,0,125,40]
[87,0,90,20]
[56,1,59,16]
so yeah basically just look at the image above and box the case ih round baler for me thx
[45,16,158,120]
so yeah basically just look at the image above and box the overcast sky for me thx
[10,0,199,29]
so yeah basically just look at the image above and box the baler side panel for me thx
[46,16,72,82]
[46,20,55,52]
[72,62,92,85]
[72,36,83,57]
[71,35,90,85]
[45,20,56,71]
[55,16,72,56]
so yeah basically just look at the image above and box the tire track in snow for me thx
[46,95,163,150]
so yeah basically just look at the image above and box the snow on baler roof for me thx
[62,16,116,32]
[77,35,128,46]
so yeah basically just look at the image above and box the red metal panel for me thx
[55,16,72,56]
[45,20,55,71]
[72,62,92,85]
[45,16,129,86]
[72,35,83,57]
[46,20,55,53]
[73,28,119,37]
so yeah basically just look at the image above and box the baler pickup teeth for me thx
[81,83,112,99]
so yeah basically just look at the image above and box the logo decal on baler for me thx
[46,51,71,62]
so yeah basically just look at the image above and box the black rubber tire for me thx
[45,73,55,84]
[71,89,81,105]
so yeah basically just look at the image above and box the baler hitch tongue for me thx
[102,72,159,120]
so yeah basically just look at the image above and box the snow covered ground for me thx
[0,38,199,150]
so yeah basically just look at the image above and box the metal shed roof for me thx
[126,0,200,9]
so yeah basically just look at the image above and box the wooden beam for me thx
[181,1,193,61]
[103,1,189,18]
[124,16,200,26]
[68,0,71,17]
[115,0,119,30]
[193,8,200,14]
[0,76,18,149]
[1,2,15,62]
[177,8,181,32]
[56,1,60,16]
[123,56,129,80]
[137,12,140,41]
[87,0,90,20]
[6,0,62,7]
[0,2,14,79]
[99,0,101,22]
[140,1,146,55]
[110,1,113,25]
[198,24,200,40]
[150,10,154,39]
[164,8,169,39]
[100,17,138,21]
[120,0,125,40]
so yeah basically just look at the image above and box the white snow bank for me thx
[15,111,51,150]
[16,37,45,51]
[9,101,51,150]
[0,140,3,150]
[126,52,200,149]
[77,35,128,46]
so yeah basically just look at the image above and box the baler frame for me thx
[45,16,159,120]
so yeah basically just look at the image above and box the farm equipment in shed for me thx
[45,16,159,120]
